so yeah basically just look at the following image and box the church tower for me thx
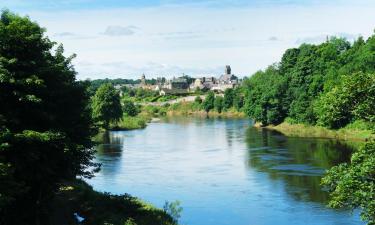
[141,73,146,86]
[225,65,231,75]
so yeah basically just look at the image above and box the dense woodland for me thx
[243,36,375,131]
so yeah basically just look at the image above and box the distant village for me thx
[115,65,242,95]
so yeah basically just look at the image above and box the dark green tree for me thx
[0,10,97,224]
[92,83,123,129]
[233,89,244,111]
[214,96,224,113]
[223,88,234,109]
[123,100,138,117]
[203,91,215,113]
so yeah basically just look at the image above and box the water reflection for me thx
[95,132,124,176]
[245,127,355,203]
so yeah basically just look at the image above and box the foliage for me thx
[112,116,148,131]
[214,96,224,113]
[322,141,375,225]
[92,83,123,129]
[233,88,244,111]
[244,65,287,125]
[123,100,139,117]
[163,200,183,224]
[0,10,97,224]
[88,79,140,96]
[223,88,234,109]
[315,72,375,129]
[202,91,215,113]
[243,33,375,129]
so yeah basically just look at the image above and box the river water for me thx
[87,117,363,225]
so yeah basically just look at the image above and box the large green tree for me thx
[0,10,97,224]
[214,96,224,113]
[123,99,138,117]
[92,83,123,129]
[223,88,234,110]
[202,91,215,113]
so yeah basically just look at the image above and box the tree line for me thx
[243,36,375,130]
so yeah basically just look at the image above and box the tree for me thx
[123,100,138,117]
[92,83,123,129]
[214,96,224,113]
[202,91,215,113]
[233,89,244,111]
[223,88,234,109]
[0,10,97,224]
[322,141,375,225]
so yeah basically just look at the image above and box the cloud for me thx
[102,25,139,36]
[54,32,76,37]
[268,36,278,41]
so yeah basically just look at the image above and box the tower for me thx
[225,65,231,75]
[141,73,146,85]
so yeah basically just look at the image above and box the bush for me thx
[123,100,138,117]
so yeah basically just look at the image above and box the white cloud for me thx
[101,25,139,36]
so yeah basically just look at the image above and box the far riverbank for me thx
[263,122,375,142]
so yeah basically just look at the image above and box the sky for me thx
[2,0,375,80]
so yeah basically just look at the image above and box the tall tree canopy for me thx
[0,10,97,224]
[203,91,215,113]
[91,83,123,129]
[243,34,375,129]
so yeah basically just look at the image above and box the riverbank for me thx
[265,122,375,141]
[110,102,245,132]
[50,179,177,225]
[110,114,151,131]
[166,101,245,118]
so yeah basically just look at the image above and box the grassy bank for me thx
[110,113,151,131]
[166,101,246,118]
[50,180,177,225]
[266,122,375,141]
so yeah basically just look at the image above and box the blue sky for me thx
[2,0,375,79]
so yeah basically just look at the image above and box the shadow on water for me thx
[244,126,358,203]
[95,131,125,176]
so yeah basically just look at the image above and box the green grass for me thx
[267,121,375,141]
[166,102,245,118]
[49,179,177,225]
[111,114,151,131]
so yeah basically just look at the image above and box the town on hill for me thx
[112,65,242,95]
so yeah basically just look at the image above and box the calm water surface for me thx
[87,117,363,225]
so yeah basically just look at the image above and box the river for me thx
[86,117,363,225]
